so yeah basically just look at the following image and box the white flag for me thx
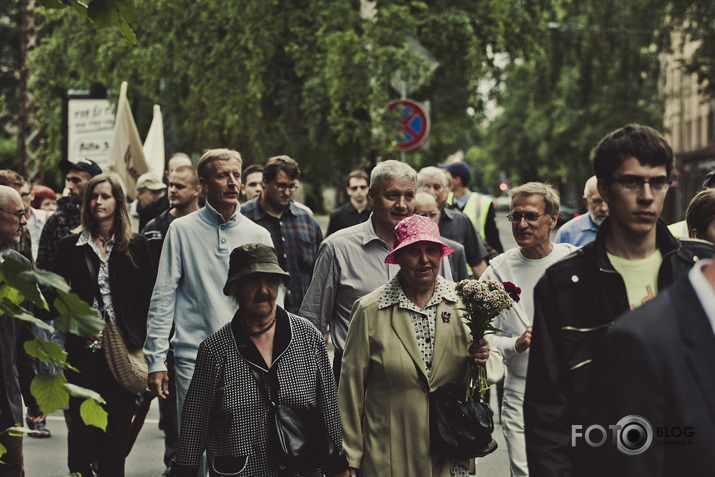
[107,82,148,200]
[143,104,165,176]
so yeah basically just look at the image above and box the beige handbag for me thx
[103,315,149,394]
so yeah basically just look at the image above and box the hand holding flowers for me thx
[455,279,521,401]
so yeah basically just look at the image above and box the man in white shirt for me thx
[481,182,577,477]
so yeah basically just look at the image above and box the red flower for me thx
[502,281,521,303]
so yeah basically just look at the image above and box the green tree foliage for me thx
[0,257,107,461]
[30,0,555,204]
[483,0,672,199]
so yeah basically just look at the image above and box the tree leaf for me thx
[118,15,137,45]
[0,258,47,307]
[87,0,117,29]
[1,301,54,332]
[64,383,105,404]
[22,267,72,293]
[24,337,68,367]
[0,442,5,459]
[4,426,36,436]
[52,290,104,338]
[30,373,69,416]
[80,398,108,430]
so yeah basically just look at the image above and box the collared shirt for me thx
[554,213,598,248]
[439,207,488,267]
[378,275,457,378]
[26,208,50,262]
[77,230,117,325]
[326,201,372,236]
[299,215,453,353]
[143,201,273,373]
[689,259,715,335]
[241,198,323,313]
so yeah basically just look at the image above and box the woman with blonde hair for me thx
[53,174,155,477]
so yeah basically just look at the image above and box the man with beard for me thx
[241,155,323,313]
[555,176,609,247]
[36,158,101,270]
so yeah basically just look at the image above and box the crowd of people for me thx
[0,122,714,477]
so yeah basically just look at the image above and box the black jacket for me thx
[53,233,155,351]
[524,218,715,477]
[141,208,175,275]
[0,249,38,430]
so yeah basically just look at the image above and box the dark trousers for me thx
[66,347,136,477]
[0,432,24,477]
[162,350,178,469]
[332,349,343,387]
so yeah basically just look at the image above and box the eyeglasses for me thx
[507,212,546,223]
[349,185,368,191]
[611,175,669,193]
[273,182,299,192]
[417,211,440,219]
[0,208,27,220]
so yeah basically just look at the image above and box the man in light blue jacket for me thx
[143,149,273,475]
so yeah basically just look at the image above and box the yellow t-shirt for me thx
[607,249,663,310]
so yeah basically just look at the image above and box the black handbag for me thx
[248,365,339,468]
[429,383,498,459]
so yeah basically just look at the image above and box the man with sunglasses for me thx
[524,124,715,477]
[241,155,323,313]
[36,158,101,270]
[326,169,372,236]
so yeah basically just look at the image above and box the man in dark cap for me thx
[442,161,503,253]
[36,158,102,270]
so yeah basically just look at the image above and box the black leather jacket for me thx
[524,218,715,477]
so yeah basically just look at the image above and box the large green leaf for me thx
[30,373,68,416]
[24,337,70,368]
[64,383,105,404]
[0,441,5,459]
[4,426,36,436]
[0,258,47,307]
[53,290,104,337]
[80,399,108,431]
[0,301,54,332]
[22,267,73,293]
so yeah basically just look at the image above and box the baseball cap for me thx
[60,158,102,177]
[136,173,167,191]
[439,162,471,183]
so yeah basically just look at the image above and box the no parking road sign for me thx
[388,99,430,151]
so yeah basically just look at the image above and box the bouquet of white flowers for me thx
[455,279,521,401]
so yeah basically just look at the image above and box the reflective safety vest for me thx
[446,191,492,239]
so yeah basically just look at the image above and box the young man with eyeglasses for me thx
[241,155,323,313]
[524,124,715,477]
[326,169,372,236]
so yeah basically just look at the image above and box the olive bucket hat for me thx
[223,243,290,295]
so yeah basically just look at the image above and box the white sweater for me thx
[480,243,577,392]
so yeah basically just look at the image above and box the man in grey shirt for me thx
[299,160,452,383]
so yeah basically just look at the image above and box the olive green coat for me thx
[338,284,473,477]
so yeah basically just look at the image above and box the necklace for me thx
[245,315,277,337]
[95,231,113,247]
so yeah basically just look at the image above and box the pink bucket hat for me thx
[385,215,454,264]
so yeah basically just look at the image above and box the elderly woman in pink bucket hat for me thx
[338,215,493,477]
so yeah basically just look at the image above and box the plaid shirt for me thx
[241,198,323,313]
[36,197,81,270]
